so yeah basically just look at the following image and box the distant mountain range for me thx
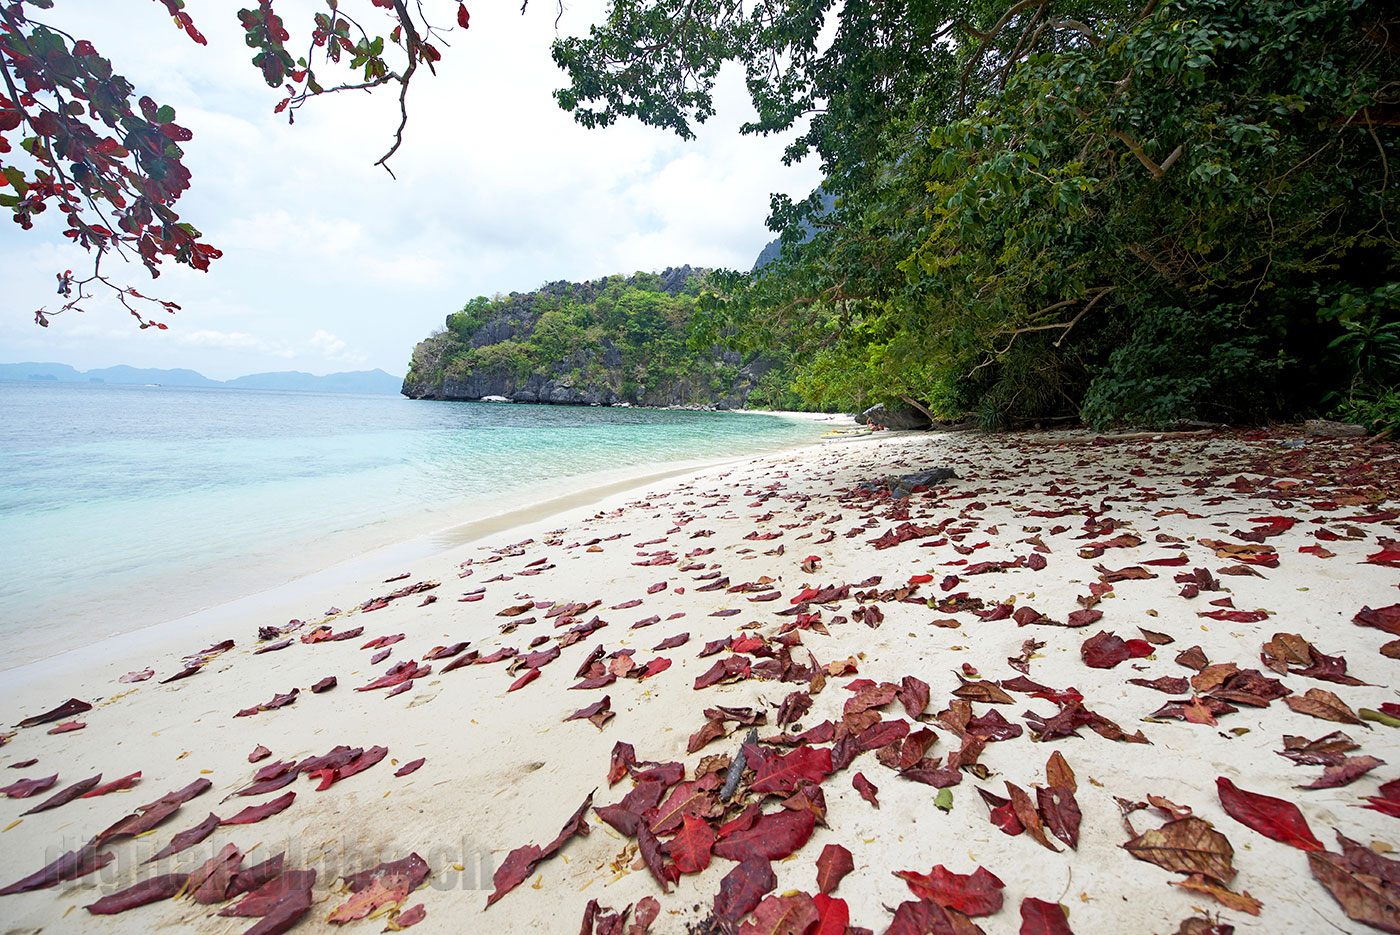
[1,362,403,395]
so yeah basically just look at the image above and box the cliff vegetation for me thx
[401,267,808,410]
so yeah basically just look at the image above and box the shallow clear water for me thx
[0,381,826,653]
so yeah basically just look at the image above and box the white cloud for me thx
[0,0,823,378]
[179,329,264,351]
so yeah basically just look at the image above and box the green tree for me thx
[556,0,1400,428]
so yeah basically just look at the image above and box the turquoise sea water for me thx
[0,381,826,659]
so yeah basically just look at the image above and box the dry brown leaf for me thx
[1045,750,1076,793]
[1171,873,1262,915]
[1123,817,1235,884]
[1006,781,1058,852]
[1261,633,1313,675]
[1284,688,1361,725]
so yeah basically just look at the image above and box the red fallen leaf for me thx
[1298,755,1384,789]
[249,745,272,762]
[1198,609,1269,623]
[1078,633,1152,669]
[695,655,751,689]
[1365,550,1400,567]
[22,772,101,814]
[751,746,832,795]
[86,872,188,914]
[508,667,541,692]
[596,781,666,837]
[811,894,849,935]
[624,895,661,935]
[653,632,689,651]
[222,790,295,825]
[16,697,92,728]
[638,823,675,892]
[713,809,815,862]
[1216,777,1322,851]
[0,844,113,896]
[1,773,57,798]
[1143,555,1190,566]
[188,842,244,903]
[898,675,930,718]
[648,582,667,594]
[225,852,286,900]
[487,844,542,907]
[218,868,316,922]
[638,657,672,680]
[1020,897,1075,934]
[1354,604,1400,636]
[854,718,911,752]
[391,903,427,928]
[80,771,141,798]
[311,676,337,693]
[742,892,819,935]
[853,772,879,808]
[1128,676,1190,694]
[395,758,426,777]
[119,668,154,683]
[5,759,37,768]
[149,811,220,861]
[894,864,1005,916]
[1065,609,1102,628]
[1037,785,1080,849]
[311,745,387,790]
[47,719,85,734]
[979,788,1024,836]
[667,815,716,874]
[650,779,717,834]
[715,857,777,930]
[816,843,854,894]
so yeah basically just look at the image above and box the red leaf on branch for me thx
[1215,777,1323,851]
[457,5,471,29]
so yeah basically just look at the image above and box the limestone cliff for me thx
[401,267,783,409]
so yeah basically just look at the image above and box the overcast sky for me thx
[0,1,823,379]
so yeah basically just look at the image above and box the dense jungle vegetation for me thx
[554,0,1400,431]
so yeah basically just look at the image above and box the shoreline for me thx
[2,426,1395,935]
[1,406,850,673]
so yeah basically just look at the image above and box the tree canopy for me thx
[0,0,467,326]
[555,0,1400,430]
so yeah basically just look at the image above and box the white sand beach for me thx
[2,426,1397,935]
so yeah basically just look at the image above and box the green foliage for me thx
[557,0,1400,428]
[1330,386,1400,439]
[404,269,814,408]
